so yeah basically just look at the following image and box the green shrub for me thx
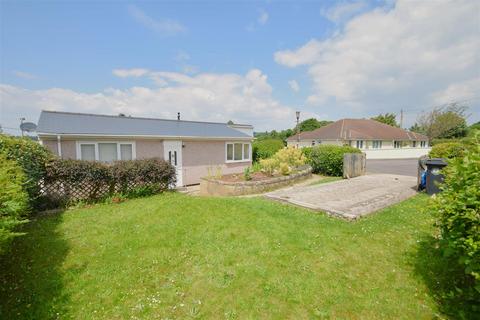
[429,142,466,159]
[0,155,29,254]
[301,147,313,161]
[431,133,480,308]
[43,158,176,206]
[243,167,252,181]
[110,158,176,194]
[0,135,52,208]
[252,139,284,162]
[308,145,361,176]
[259,147,306,176]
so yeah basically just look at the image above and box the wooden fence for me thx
[343,153,366,178]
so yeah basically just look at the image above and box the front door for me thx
[163,140,183,187]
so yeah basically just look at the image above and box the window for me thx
[420,141,427,148]
[120,144,133,160]
[99,143,117,162]
[412,141,417,148]
[226,142,251,162]
[243,144,250,160]
[80,144,95,161]
[312,141,315,146]
[78,142,135,162]
[372,140,382,149]
[356,140,364,149]
[394,141,402,148]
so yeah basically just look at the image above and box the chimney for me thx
[177,112,181,120]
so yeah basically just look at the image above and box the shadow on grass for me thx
[0,211,70,319]
[413,235,479,319]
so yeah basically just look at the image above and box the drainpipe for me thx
[57,135,62,158]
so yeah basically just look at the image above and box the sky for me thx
[0,0,479,135]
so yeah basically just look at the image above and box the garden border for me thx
[199,166,312,196]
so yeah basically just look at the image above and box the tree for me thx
[371,113,399,127]
[409,123,424,134]
[297,118,332,132]
[414,103,468,139]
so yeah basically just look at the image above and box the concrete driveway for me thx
[265,174,417,220]
[367,159,418,177]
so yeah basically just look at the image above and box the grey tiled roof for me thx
[37,111,252,139]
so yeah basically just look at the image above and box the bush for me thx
[110,159,176,195]
[0,155,29,254]
[252,139,284,162]
[0,135,52,208]
[431,133,480,308]
[43,158,176,206]
[308,145,361,176]
[259,147,306,176]
[301,147,313,161]
[429,142,466,159]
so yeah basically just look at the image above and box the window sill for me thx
[226,160,251,164]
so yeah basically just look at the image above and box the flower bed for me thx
[199,165,312,196]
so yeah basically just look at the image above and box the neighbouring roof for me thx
[287,119,428,141]
[37,110,252,139]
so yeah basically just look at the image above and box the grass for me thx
[0,193,459,319]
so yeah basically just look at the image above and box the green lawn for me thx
[0,193,454,319]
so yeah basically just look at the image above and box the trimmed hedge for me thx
[43,158,176,206]
[307,145,362,176]
[252,139,284,162]
[0,135,52,208]
[0,155,29,254]
[431,133,480,309]
[429,142,466,159]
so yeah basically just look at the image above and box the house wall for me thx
[288,138,430,159]
[40,137,251,186]
[182,140,251,185]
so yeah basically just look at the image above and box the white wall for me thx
[365,148,431,159]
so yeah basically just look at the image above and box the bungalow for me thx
[37,110,253,186]
[287,118,430,159]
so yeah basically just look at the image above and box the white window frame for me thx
[394,141,402,149]
[356,140,364,149]
[225,142,251,163]
[76,141,136,161]
[420,141,427,148]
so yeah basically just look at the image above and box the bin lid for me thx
[426,158,448,166]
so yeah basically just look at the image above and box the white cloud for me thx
[0,69,321,133]
[12,70,37,80]
[128,5,186,36]
[113,68,149,78]
[288,80,300,92]
[258,11,269,25]
[322,1,368,23]
[275,0,480,125]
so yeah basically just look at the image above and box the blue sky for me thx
[1,0,479,134]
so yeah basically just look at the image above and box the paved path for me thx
[265,174,417,220]
[367,159,418,177]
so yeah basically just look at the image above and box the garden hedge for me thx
[429,142,466,159]
[0,155,29,254]
[252,139,284,162]
[307,145,362,176]
[43,158,176,206]
[0,135,52,208]
[431,133,480,309]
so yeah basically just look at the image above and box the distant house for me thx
[37,111,253,186]
[287,118,430,159]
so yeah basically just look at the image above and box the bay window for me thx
[226,142,251,162]
[78,141,135,162]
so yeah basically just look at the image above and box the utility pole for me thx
[400,109,404,128]
[19,117,25,137]
[296,111,300,147]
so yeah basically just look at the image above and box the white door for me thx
[163,140,183,187]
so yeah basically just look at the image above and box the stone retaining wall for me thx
[199,166,312,196]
